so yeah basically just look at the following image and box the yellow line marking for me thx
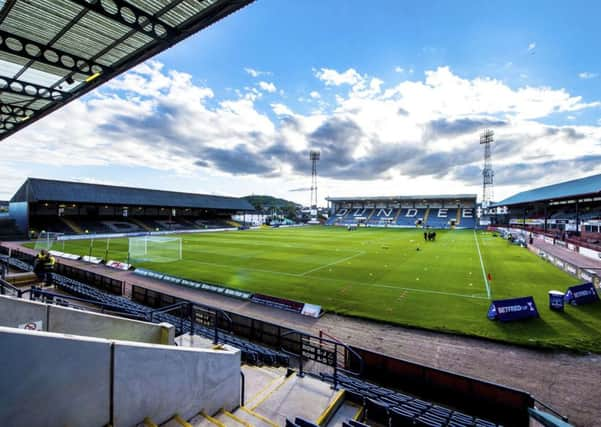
[143,417,158,427]
[201,411,226,427]
[250,373,296,410]
[244,372,286,408]
[353,406,364,421]
[85,72,101,82]
[316,389,345,426]
[239,406,279,427]
[174,414,193,427]
[223,409,254,427]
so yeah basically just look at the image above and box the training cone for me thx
[487,273,492,281]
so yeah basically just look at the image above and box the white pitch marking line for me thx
[299,251,366,276]
[369,284,489,300]
[473,230,491,300]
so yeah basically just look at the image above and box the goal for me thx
[33,231,65,251]
[128,236,182,263]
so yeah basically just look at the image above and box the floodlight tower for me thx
[309,150,320,222]
[480,129,495,210]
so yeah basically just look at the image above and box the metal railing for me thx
[279,329,364,388]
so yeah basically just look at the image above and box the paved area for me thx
[530,237,601,273]
[4,241,601,426]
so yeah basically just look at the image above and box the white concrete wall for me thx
[0,326,111,427]
[0,295,174,344]
[0,326,241,427]
[113,341,241,426]
[0,296,48,330]
[47,304,174,345]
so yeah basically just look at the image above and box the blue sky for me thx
[2,0,601,204]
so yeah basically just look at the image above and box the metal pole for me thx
[213,311,219,344]
[332,342,338,390]
[189,303,195,337]
[298,335,304,378]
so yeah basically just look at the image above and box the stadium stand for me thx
[319,373,500,427]
[493,173,601,249]
[0,218,24,240]
[5,178,254,238]
[326,196,478,229]
[48,272,290,367]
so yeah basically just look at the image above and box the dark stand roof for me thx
[495,173,601,207]
[0,0,253,141]
[10,178,254,211]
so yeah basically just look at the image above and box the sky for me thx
[2,0,601,205]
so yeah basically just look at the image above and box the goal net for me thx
[128,236,182,263]
[33,232,65,251]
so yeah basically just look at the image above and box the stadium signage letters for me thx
[564,283,599,306]
[487,296,539,322]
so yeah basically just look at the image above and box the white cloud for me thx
[258,81,277,93]
[394,66,404,73]
[309,91,321,99]
[314,68,363,86]
[244,67,271,78]
[578,72,598,80]
[528,42,536,52]
[2,61,600,204]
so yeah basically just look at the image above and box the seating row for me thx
[320,373,498,427]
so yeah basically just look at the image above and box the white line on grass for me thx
[299,251,366,276]
[369,284,489,300]
[473,230,491,299]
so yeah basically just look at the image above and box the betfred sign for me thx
[564,283,599,306]
[487,296,539,322]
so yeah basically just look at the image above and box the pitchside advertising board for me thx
[564,283,599,305]
[488,296,539,322]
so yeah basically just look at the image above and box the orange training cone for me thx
[487,272,492,281]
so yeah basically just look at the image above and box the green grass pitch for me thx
[31,227,601,352]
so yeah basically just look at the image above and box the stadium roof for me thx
[10,178,254,210]
[0,0,253,141]
[494,173,601,207]
[326,194,477,202]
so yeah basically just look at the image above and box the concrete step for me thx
[252,374,338,426]
[188,412,222,427]
[235,406,277,427]
[242,365,289,409]
[161,414,194,427]
[214,409,252,427]
[325,400,362,427]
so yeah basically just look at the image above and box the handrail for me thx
[30,287,148,319]
[0,277,24,297]
[319,329,365,378]
[279,329,364,383]
[533,398,569,422]
[240,371,245,407]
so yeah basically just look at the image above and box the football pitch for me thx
[31,227,601,352]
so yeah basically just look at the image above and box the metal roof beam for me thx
[0,29,109,77]
[0,75,69,102]
[67,0,175,40]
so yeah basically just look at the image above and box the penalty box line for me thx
[299,251,366,276]
[473,230,492,300]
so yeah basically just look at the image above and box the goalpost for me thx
[33,231,65,251]
[128,236,182,263]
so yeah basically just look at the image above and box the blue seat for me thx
[294,417,319,427]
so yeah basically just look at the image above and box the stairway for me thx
[153,365,343,427]
[456,209,462,227]
[365,210,375,223]
[423,208,430,227]
[130,218,154,232]
[393,208,402,224]
[59,217,83,234]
